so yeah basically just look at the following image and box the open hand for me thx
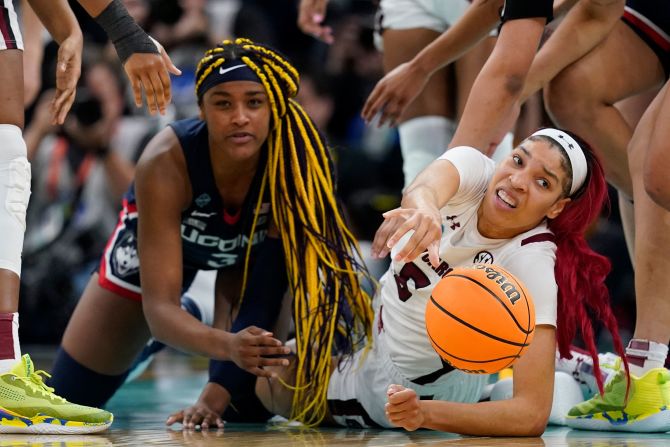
[51,33,82,125]
[382,207,442,267]
[225,326,290,378]
[166,402,224,430]
[361,62,429,127]
[123,37,181,116]
[298,0,333,44]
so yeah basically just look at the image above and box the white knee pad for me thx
[399,116,456,189]
[0,124,31,276]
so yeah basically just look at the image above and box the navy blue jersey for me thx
[123,118,271,271]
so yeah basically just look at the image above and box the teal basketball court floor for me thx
[1,349,668,446]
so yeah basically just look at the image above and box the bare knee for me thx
[544,67,597,128]
[644,166,670,210]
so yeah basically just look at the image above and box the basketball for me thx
[425,264,535,374]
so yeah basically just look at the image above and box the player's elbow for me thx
[142,300,171,341]
[520,405,551,436]
[502,73,525,99]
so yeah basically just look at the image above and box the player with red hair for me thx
[256,128,628,435]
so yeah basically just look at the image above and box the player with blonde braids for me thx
[47,38,374,428]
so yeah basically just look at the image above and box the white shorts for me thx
[327,313,487,428]
[0,0,23,51]
[379,0,471,33]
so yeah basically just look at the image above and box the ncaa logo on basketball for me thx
[473,251,493,264]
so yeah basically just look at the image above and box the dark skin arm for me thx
[135,128,287,366]
[73,0,181,115]
[26,0,82,125]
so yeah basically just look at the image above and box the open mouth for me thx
[496,188,517,208]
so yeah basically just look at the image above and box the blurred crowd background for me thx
[18,0,634,352]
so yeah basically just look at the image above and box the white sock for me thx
[398,116,456,189]
[625,339,668,376]
[0,312,21,373]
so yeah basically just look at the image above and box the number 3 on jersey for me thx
[394,262,430,302]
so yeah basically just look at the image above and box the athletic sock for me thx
[0,312,20,373]
[48,348,128,407]
[625,339,668,377]
[398,116,456,189]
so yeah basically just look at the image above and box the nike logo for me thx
[191,211,217,218]
[219,64,247,76]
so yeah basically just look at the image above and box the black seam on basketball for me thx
[446,274,532,334]
[427,331,520,363]
[492,265,535,354]
[429,295,531,347]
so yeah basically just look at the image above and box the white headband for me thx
[531,128,588,196]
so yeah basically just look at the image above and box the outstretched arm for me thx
[362,0,503,125]
[387,326,556,435]
[373,158,460,265]
[75,0,181,115]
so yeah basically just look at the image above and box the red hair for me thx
[544,130,629,394]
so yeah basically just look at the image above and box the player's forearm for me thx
[420,398,548,436]
[143,298,229,360]
[522,0,624,101]
[26,0,81,44]
[450,18,545,151]
[402,160,460,211]
[413,0,502,77]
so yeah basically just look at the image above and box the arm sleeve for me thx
[208,237,288,395]
[438,146,495,205]
[501,0,553,23]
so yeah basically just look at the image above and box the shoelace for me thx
[15,370,67,403]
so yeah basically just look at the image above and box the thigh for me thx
[61,273,151,375]
[382,28,455,120]
[0,50,24,128]
[559,20,664,104]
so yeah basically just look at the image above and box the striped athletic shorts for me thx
[0,0,23,51]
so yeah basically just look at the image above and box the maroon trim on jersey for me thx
[0,313,15,360]
[520,233,555,246]
[222,208,241,225]
[0,6,17,50]
[623,9,670,51]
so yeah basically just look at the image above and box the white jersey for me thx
[380,146,558,381]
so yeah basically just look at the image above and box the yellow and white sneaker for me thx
[566,359,670,432]
[0,355,113,434]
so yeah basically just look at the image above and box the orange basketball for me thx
[425,264,535,374]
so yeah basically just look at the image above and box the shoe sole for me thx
[567,409,670,433]
[0,408,112,434]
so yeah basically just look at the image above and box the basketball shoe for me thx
[0,355,113,434]
[566,357,670,432]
